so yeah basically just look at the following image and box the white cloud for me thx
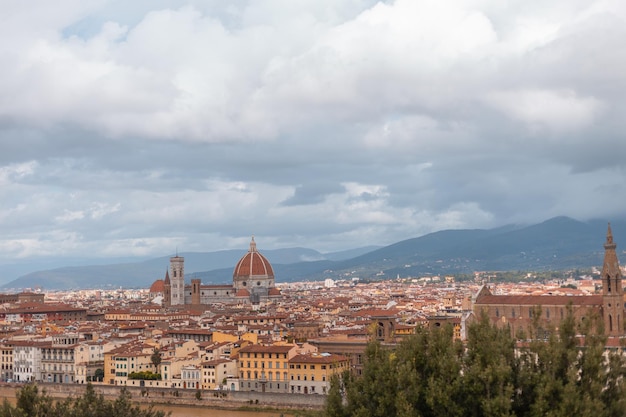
[486,89,604,133]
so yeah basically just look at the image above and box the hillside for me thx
[1,246,379,290]
[3,217,625,290]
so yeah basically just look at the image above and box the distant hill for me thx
[3,217,625,290]
[1,246,379,290]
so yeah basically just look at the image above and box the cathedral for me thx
[153,237,282,307]
[474,224,625,338]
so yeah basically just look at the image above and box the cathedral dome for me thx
[149,279,165,294]
[233,237,274,291]
[233,237,274,278]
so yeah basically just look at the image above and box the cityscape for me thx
[2,1,626,416]
[0,224,623,412]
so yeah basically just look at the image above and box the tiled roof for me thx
[238,344,295,354]
[475,294,603,306]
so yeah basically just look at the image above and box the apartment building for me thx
[13,341,43,383]
[40,342,76,383]
[287,353,350,394]
[237,344,297,393]
[201,358,237,390]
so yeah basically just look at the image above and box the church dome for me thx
[233,237,275,279]
[149,279,165,294]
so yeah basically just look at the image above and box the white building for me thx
[13,341,43,383]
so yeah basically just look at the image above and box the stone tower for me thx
[170,254,185,306]
[602,223,624,336]
[191,278,201,306]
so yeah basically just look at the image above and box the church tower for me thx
[170,254,185,306]
[602,223,624,336]
[163,270,171,307]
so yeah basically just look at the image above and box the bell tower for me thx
[602,223,624,336]
[170,254,185,306]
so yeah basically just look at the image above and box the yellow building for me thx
[0,344,12,382]
[237,344,297,393]
[287,353,350,395]
[212,330,258,344]
[104,341,156,385]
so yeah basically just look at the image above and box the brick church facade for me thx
[474,224,625,338]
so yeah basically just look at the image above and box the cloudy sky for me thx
[1,0,626,277]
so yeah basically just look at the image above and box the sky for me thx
[1,0,626,276]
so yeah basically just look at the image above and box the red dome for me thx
[233,237,274,278]
[150,279,165,293]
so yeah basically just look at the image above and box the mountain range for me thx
[3,216,625,291]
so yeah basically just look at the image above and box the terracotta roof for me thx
[289,353,349,364]
[268,288,282,296]
[233,237,274,278]
[475,294,603,306]
[150,279,165,293]
[238,344,295,354]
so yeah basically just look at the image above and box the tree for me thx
[94,368,104,382]
[151,348,162,372]
[324,310,626,417]
[0,383,170,417]
[325,373,348,417]
[463,311,516,417]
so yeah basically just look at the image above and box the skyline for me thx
[2,1,626,274]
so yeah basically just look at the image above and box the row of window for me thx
[241,361,288,369]
[243,352,288,359]
[494,307,565,319]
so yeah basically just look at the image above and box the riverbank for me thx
[0,383,325,416]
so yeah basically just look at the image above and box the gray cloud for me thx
[1,0,626,280]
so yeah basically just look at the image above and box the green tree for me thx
[343,340,397,417]
[94,368,104,382]
[151,348,162,371]
[463,311,516,417]
[325,373,348,417]
[0,383,170,417]
[394,324,464,417]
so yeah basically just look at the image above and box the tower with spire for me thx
[602,223,624,336]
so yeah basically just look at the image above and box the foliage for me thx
[94,368,104,382]
[150,348,162,370]
[0,383,169,417]
[128,371,161,380]
[326,310,626,417]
